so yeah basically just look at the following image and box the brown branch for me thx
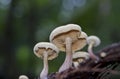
[47,42,120,79]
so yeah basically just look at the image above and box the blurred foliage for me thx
[0,0,120,79]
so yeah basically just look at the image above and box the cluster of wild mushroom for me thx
[19,24,101,79]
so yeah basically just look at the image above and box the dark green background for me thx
[0,0,120,79]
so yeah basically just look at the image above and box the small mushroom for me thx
[100,52,107,58]
[19,75,29,79]
[87,35,101,61]
[72,51,90,67]
[49,24,87,72]
[33,42,59,79]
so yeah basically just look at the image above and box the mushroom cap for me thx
[77,31,88,49]
[19,75,29,79]
[79,31,87,38]
[33,42,59,60]
[87,35,101,47]
[72,51,90,61]
[50,24,87,51]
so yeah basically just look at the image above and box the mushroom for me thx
[33,42,59,79]
[72,51,90,67]
[19,75,29,79]
[100,52,107,58]
[49,24,87,72]
[87,35,101,61]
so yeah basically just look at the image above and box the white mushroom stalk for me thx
[87,36,101,61]
[59,37,73,72]
[72,51,90,67]
[19,75,29,79]
[49,24,87,72]
[33,42,59,79]
[40,51,48,79]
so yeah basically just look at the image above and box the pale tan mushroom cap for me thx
[19,75,29,79]
[77,31,88,50]
[87,35,101,47]
[33,42,59,60]
[79,31,88,38]
[50,24,81,41]
[72,51,90,60]
[49,24,87,51]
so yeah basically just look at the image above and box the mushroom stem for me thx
[73,62,79,67]
[59,37,72,72]
[40,51,48,79]
[88,42,99,61]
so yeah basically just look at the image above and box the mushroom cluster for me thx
[19,24,101,79]
[49,24,88,72]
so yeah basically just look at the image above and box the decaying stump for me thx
[47,42,120,79]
